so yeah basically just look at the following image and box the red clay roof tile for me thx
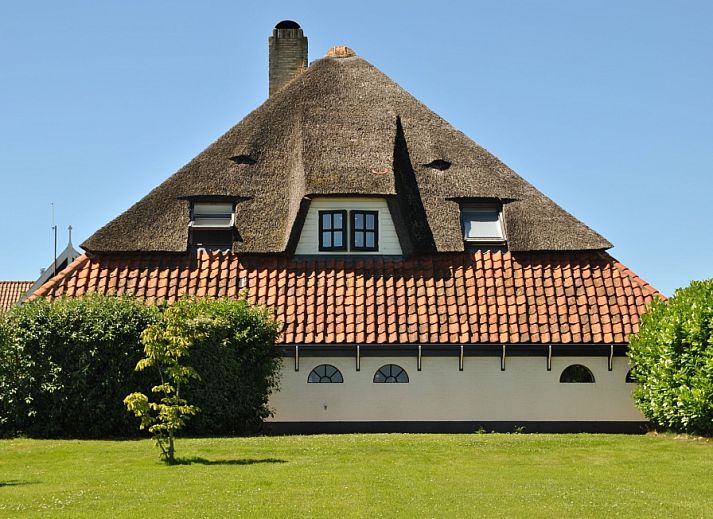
[29,250,663,345]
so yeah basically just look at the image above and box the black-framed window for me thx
[308,364,344,383]
[559,364,595,383]
[373,364,409,383]
[318,210,347,251]
[351,210,378,251]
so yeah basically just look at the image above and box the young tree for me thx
[124,300,219,463]
[628,279,713,436]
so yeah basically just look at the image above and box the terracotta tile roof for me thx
[0,281,33,312]
[31,251,662,345]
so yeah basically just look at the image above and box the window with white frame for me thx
[460,205,505,243]
[189,202,234,249]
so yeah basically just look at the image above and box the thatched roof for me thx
[83,54,611,254]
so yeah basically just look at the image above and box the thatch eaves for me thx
[82,55,611,254]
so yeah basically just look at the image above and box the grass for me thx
[1,433,712,518]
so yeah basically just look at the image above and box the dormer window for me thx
[296,197,400,256]
[190,202,234,250]
[461,205,505,243]
[319,210,347,251]
[351,210,378,251]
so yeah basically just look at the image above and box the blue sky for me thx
[1,1,711,296]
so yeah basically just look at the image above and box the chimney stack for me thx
[268,20,308,96]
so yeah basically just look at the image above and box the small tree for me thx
[628,279,713,436]
[124,300,219,463]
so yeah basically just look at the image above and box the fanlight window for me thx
[559,364,595,383]
[460,205,505,243]
[308,364,344,383]
[625,369,636,383]
[373,364,409,383]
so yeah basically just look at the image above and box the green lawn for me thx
[1,434,711,518]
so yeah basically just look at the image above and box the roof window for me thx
[460,205,505,243]
[190,202,234,229]
[189,202,234,251]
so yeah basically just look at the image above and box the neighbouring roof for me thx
[82,54,612,255]
[0,281,33,312]
[31,250,661,344]
[19,241,82,304]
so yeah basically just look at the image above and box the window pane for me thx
[365,232,375,248]
[322,213,332,230]
[194,202,233,215]
[333,232,342,247]
[333,212,342,229]
[354,212,364,229]
[462,208,503,239]
[322,232,332,248]
[355,231,364,248]
[365,213,375,229]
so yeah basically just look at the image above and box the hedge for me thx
[628,279,713,436]
[0,295,280,438]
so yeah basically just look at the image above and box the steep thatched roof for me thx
[83,54,611,254]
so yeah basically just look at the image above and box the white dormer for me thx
[295,197,403,255]
[189,202,234,250]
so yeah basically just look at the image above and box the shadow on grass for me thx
[173,457,287,466]
[0,480,36,488]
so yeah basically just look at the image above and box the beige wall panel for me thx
[295,197,403,255]
[268,356,643,422]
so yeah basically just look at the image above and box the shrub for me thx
[1,295,281,439]
[0,295,159,438]
[628,279,713,436]
[178,298,281,436]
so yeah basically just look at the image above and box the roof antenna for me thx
[51,203,57,277]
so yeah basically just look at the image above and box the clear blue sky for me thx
[1,1,711,296]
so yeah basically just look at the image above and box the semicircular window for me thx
[559,364,595,383]
[308,364,343,383]
[373,364,409,383]
[625,369,636,383]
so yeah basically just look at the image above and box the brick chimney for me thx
[268,20,308,96]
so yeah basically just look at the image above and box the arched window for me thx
[373,364,409,383]
[308,364,343,383]
[625,369,636,383]
[559,364,595,383]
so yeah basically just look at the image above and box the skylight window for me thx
[461,205,505,243]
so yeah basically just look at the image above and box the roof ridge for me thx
[28,254,91,301]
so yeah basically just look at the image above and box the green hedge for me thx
[0,295,158,438]
[628,279,713,436]
[167,298,281,436]
[0,295,281,438]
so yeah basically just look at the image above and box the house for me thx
[31,21,662,433]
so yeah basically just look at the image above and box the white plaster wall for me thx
[295,197,403,255]
[268,356,644,422]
